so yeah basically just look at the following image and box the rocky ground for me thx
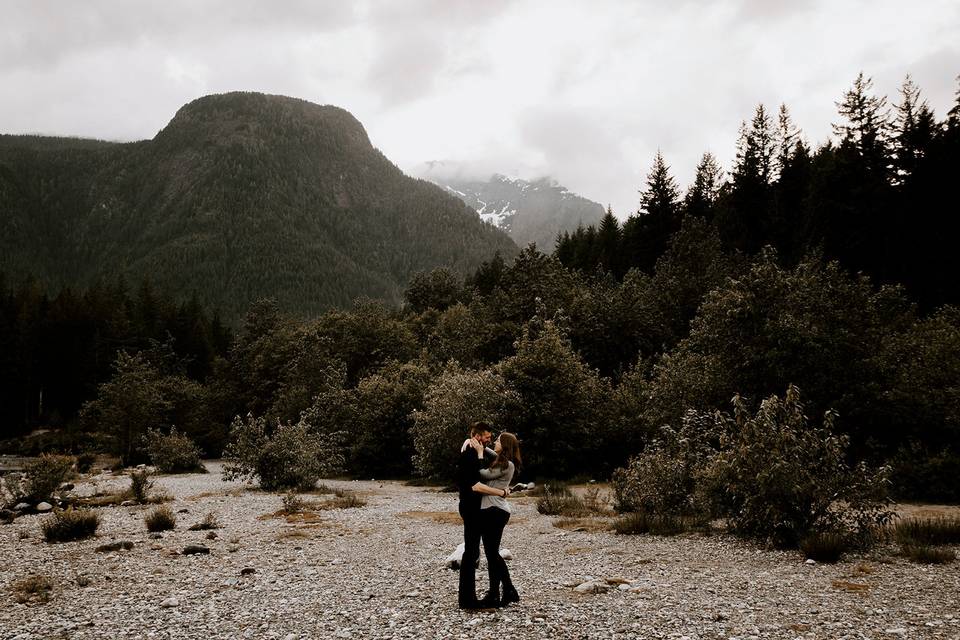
[2,462,959,640]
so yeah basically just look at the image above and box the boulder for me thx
[183,544,210,555]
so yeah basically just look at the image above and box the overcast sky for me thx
[3,0,958,217]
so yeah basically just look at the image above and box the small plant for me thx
[187,512,220,531]
[535,484,596,517]
[282,492,305,514]
[901,544,956,565]
[800,531,850,563]
[144,505,176,532]
[12,575,54,604]
[128,469,154,503]
[893,517,960,546]
[76,453,97,474]
[40,508,100,542]
[321,493,367,510]
[613,511,685,536]
[24,454,76,502]
[143,428,205,473]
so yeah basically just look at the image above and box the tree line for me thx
[557,73,960,311]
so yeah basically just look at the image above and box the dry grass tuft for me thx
[399,510,463,525]
[831,579,870,593]
[144,505,176,532]
[11,575,54,604]
[284,511,324,524]
[316,493,367,510]
[563,546,593,555]
[553,517,615,533]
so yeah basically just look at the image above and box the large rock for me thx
[96,541,134,552]
[183,544,210,555]
[35,501,53,512]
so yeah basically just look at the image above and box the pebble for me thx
[35,501,53,512]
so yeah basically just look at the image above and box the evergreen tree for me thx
[774,104,801,181]
[634,151,681,272]
[893,75,937,182]
[832,72,893,178]
[684,152,724,220]
[596,206,622,276]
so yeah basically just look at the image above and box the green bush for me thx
[145,506,176,532]
[41,508,100,542]
[699,386,893,548]
[611,409,720,519]
[221,414,343,491]
[143,428,205,473]
[410,364,519,479]
[24,454,76,502]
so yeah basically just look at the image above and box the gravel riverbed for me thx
[2,462,959,640]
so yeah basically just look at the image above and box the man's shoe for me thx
[476,590,500,609]
[500,585,520,606]
[458,599,481,610]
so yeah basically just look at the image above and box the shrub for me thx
[611,410,720,519]
[800,531,851,563]
[41,508,100,542]
[536,485,589,517]
[410,364,520,479]
[901,545,956,564]
[893,517,960,546]
[282,492,305,514]
[698,386,893,548]
[76,453,97,474]
[143,428,205,473]
[221,414,343,491]
[144,506,176,532]
[24,454,76,502]
[128,469,154,504]
[12,575,54,604]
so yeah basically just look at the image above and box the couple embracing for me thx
[456,421,522,609]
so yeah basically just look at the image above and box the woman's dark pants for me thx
[480,507,512,597]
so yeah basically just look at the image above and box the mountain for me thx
[0,92,518,320]
[423,171,605,250]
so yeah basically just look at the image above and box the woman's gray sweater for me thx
[479,460,514,513]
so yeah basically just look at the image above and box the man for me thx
[456,421,508,609]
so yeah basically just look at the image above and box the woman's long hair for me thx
[492,432,522,471]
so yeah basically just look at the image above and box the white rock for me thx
[160,597,179,608]
[14,502,30,511]
[804,559,816,565]
[36,501,53,512]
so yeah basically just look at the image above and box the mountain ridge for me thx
[0,92,518,320]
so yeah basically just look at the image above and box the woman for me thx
[468,432,522,607]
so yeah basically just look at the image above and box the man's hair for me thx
[469,421,492,436]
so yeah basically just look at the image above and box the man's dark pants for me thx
[458,503,482,606]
